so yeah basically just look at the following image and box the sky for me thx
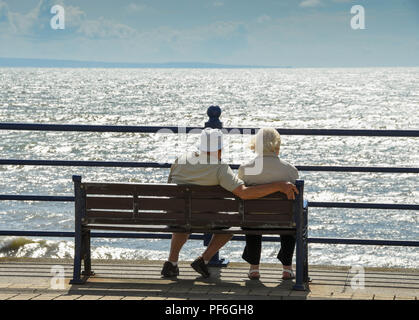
[0,0,418,67]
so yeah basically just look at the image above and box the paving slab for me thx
[98,295,124,300]
[53,295,82,300]
[0,293,19,300]
[373,295,395,300]
[121,295,146,300]
[76,295,105,300]
[9,293,42,300]
[31,294,64,300]
[394,296,416,300]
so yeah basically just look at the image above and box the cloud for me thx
[299,0,322,8]
[0,0,136,40]
[125,3,147,13]
[0,0,85,37]
[78,17,137,39]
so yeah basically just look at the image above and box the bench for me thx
[69,175,309,291]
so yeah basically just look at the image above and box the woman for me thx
[238,127,299,280]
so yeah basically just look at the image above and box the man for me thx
[161,128,298,278]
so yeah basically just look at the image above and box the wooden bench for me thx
[69,175,309,290]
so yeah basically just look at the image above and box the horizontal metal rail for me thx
[1,159,418,173]
[0,195,74,202]
[0,230,417,247]
[1,122,419,137]
[308,202,419,210]
[1,194,418,210]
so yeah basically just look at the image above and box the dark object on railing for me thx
[69,175,309,290]
[205,105,223,129]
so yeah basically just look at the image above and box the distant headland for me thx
[0,58,292,69]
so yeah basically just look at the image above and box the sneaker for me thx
[161,261,179,278]
[191,257,210,278]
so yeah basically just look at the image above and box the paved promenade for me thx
[0,258,417,300]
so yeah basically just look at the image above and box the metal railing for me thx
[1,106,418,253]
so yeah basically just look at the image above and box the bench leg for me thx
[293,233,306,291]
[293,186,309,291]
[303,207,309,285]
[70,176,90,284]
[81,230,95,277]
[70,224,84,284]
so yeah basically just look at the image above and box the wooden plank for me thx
[85,224,296,234]
[189,185,234,198]
[244,199,293,214]
[191,198,239,213]
[86,197,133,210]
[241,222,294,228]
[87,217,185,226]
[86,217,186,225]
[244,213,293,223]
[86,210,185,221]
[87,210,133,219]
[83,183,186,196]
[86,196,185,211]
[140,198,185,211]
[190,212,242,226]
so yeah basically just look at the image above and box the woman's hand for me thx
[275,182,299,200]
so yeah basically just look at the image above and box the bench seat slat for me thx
[86,210,185,221]
[190,213,241,226]
[243,213,293,222]
[191,198,238,212]
[86,197,185,211]
[84,183,232,196]
[86,219,186,225]
[85,224,297,235]
[244,200,293,214]
[84,183,187,196]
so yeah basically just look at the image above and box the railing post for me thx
[303,200,309,285]
[70,175,84,284]
[293,180,309,291]
[203,106,229,267]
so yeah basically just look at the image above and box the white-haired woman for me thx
[238,127,299,280]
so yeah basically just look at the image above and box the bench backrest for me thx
[79,182,303,229]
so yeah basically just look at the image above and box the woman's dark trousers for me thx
[242,234,296,266]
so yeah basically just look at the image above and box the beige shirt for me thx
[238,153,299,228]
[238,153,299,185]
[168,151,244,192]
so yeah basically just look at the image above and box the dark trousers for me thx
[242,234,296,266]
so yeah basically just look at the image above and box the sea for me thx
[0,67,418,268]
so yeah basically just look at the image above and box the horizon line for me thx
[0,57,291,69]
[0,57,418,69]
